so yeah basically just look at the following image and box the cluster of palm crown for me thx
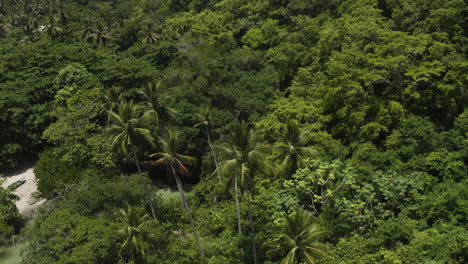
[104,82,203,256]
[105,82,320,259]
[268,210,328,264]
[212,120,319,262]
[80,21,112,47]
[212,122,271,263]
[1,0,68,40]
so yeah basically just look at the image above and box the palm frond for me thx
[273,209,328,263]
[282,247,298,264]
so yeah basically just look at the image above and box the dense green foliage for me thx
[0,0,466,263]
[0,180,23,243]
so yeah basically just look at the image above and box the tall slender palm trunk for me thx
[159,122,165,138]
[170,162,204,256]
[234,171,242,236]
[247,193,257,264]
[206,126,222,210]
[206,127,222,184]
[134,152,156,219]
[297,152,309,170]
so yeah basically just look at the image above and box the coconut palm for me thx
[31,0,43,15]
[79,20,94,42]
[105,100,157,219]
[215,122,271,263]
[269,210,328,264]
[22,21,35,41]
[140,23,159,44]
[275,120,316,178]
[100,86,123,122]
[82,23,112,46]
[194,106,222,184]
[44,15,63,38]
[57,8,68,26]
[140,81,176,136]
[119,205,151,264]
[93,24,112,46]
[151,129,203,256]
[194,106,223,210]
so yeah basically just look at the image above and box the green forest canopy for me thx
[0,0,466,263]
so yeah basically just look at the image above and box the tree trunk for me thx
[134,152,156,219]
[206,126,221,211]
[234,171,242,236]
[170,162,204,256]
[206,127,222,184]
[159,120,165,137]
[247,193,257,264]
[298,152,309,170]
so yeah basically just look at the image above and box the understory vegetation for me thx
[0,0,467,263]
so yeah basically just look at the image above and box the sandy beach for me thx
[1,167,46,218]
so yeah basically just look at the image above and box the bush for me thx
[22,209,121,264]
[0,182,23,244]
[34,150,85,197]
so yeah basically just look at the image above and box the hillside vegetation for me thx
[0,0,467,263]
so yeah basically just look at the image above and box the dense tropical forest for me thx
[0,0,467,263]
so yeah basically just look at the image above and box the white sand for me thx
[1,167,46,218]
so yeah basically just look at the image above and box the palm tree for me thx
[57,8,68,26]
[151,129,203,256]
[44,15,63,38]
[194,106,222,184]
[79,20,94,42]
[100,86,123,122]
[22,20,35,41]
[140,23,159,44]
[275,120,316,178]
[215,122,271,263]
[105,100,157,219]
[92,24,112,46]
[140,81,176,136]
[82,23,112,46]
[194,106,223,211]
[119,205,151,264]
[268,210,328,264]
[31,1,44,14]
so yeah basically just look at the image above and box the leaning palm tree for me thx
[105,100,157,219]
[140,81,176,136]
[268,210,328,264]
[275,120,316,178]
[151,129,203,256]
[119,205,151,264]
[215,122,271,263]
